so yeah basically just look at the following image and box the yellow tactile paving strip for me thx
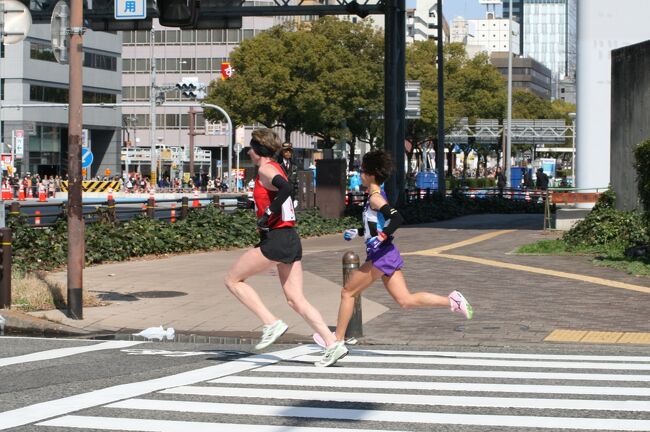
[405,230,650,295]
[545,329,650,344]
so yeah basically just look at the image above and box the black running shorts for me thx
[257,227,303,264]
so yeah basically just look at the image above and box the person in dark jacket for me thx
[536,167,549,190]
[277,142,298,201]
[495,166,506,197]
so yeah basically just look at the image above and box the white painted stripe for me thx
[211,375,650,396]
[0,345,318,430]
[293,354,650,370]
[106,399,650,431]
[259,365,650,382]
[0,340,144,368]
[38,415,409,432]
[351,349,650,363]
[162,386,650,412]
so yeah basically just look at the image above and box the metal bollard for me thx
[146,197,155,218]
[342,251,362,338]
[0,228,12,309]
[106,198,116,223]
[180,196,189,219]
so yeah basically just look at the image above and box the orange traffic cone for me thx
[2,182,10,200]
[34,210,41,226]
[18,184,25,201]
[170,203,177,223]
[27,185,33,199]
[192,188,200,208]
[107,187,114,201]
[38,185,47,202]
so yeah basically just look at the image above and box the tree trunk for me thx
[348,139,356,171]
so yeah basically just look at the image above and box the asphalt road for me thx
[2,336,650,431]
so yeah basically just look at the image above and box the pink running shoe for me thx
[448,290,474,319]
[313,332,357,348]
[313,332,336,348]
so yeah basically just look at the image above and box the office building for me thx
[453,14,520,57]
[490,52,552,99]
[503,0,577,97]
[1,25,122,178]
[407,0,449,43]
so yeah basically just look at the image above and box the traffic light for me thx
[176,77,206,100]
[158,0,242,29]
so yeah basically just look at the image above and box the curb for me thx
[0,309,92,337]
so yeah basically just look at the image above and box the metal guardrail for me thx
[3,194,250,227]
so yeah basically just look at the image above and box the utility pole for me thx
[436,0,445,195]
[149,28,157,186]
[505,0,513,188]
[67,0,84,319]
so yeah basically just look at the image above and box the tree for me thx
[204,17,384,165]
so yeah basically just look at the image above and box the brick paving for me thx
[16,213,650,347]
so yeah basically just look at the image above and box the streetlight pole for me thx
[505,0,513,188]
[569,112,576,187]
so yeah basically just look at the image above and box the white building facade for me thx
[451,14,521,57]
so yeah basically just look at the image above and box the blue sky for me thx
[405,0,503,21]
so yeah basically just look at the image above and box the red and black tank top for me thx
[253,160,296,229]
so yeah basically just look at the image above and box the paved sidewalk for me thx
[11,213,650,346]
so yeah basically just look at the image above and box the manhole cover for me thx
[454,322,530,334]
[130,291,187,299]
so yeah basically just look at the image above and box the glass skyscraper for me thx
[502,0,577,97]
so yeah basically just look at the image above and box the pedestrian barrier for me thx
[0,228,12,309]
[342,251,362,338]
[2,194,249,227]
[60,180,122,192]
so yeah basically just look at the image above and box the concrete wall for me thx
[610,39,650,211]
[576,0,650,193]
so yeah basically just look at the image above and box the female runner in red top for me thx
[224,128,345,362]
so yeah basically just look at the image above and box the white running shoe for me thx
[315,341,348,367]
[255,320,288,350]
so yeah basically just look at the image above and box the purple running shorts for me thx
[366,242,404,277]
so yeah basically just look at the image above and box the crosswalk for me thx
[7,345,650,431]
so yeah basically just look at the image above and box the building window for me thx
[30,42,57,62]
[30,85,116,104]
[166,30,180,43]
[84,51,118,71]
[181,30,195,43]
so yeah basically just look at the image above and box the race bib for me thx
[281,197,296,221]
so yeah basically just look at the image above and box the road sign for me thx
[81,147,94,169]
[115,0,146,20]
[14,130,24,159]
[82,129,90,148]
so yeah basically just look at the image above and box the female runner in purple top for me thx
[316,150,474,367]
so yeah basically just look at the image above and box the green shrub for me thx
[8,207,359,273]
[563,206,648,250]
